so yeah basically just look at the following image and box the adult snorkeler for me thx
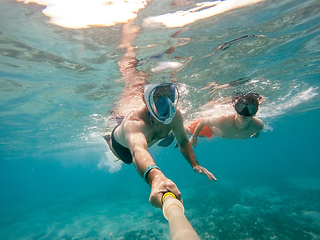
[105,83,216,208]
[104,11,215,209]
[186,93,264,147]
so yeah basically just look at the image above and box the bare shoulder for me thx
[206,114,234,126]
[252,117,264,130]
[122,108,147,131]
[173,109,183,122]
[171,109,185,132]
[118,108,149,149]
[172,109,188,142]
[170,109,184,135]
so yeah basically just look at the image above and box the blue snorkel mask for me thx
[144,83,179,124]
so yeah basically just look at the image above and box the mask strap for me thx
[147,111,155,125]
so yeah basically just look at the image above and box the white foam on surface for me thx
[151,61,183,72]
[258,87,318,118]
[18,0,148,29]
[142,0,265,28]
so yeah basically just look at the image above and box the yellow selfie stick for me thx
[162,192,201,240]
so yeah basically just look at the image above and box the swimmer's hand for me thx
[189,136,198,147]
[149,175,182,209]
[193,165,217,181]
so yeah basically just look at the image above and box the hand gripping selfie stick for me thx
[162,192,201,240]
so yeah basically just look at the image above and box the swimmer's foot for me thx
[158,131,175,147]
[103,134,111,142]
[103,134,121,162]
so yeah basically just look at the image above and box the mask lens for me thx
[247,104,258,115]
[153,85,175,103]
[155,96,170,117]
[235,102,258,116]
[235,102,246,114]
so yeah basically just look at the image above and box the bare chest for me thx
[146,124,172,146]
[210,124,257,140]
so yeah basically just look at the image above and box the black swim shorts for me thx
[108,121,133,165]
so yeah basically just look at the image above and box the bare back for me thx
[206,115,264,139]
[185,114,264,140]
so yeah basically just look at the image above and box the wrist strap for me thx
[143,164,160,182]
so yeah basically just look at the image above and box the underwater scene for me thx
[1,0,320,239]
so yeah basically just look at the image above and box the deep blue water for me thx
[1,109,320,239]
[1,0,320,239]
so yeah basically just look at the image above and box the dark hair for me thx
[232,93,260,106]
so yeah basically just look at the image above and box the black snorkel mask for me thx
[234,98,259,117]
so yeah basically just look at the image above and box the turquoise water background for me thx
[1,0,320,239]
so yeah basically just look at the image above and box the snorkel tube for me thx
[162,193,201,240]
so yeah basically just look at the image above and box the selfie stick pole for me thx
[162,192,201,240]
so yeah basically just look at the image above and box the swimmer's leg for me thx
[103,135,120,162]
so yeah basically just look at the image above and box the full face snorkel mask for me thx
[144,83,179,124]
[234,95,259,117]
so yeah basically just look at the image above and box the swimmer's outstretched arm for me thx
[124,121,182,209]
[189,119,205,147]
[189,117,215,147]
[173,111,217,181]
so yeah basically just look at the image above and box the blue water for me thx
[1,0,320,239]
